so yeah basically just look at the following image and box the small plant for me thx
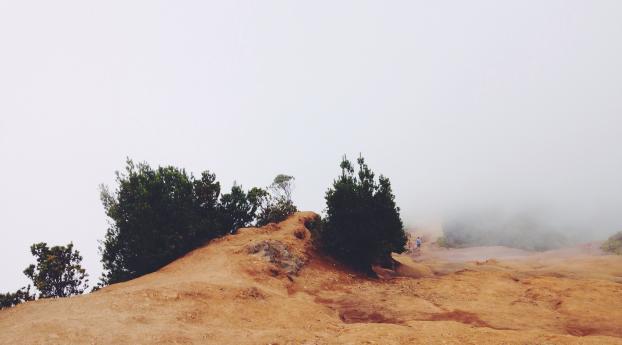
[1,242,87,310]
[255,175,298,226]
[0,286,34,310]
[24,242,89,298]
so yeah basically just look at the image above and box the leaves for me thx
[0,286,34,310]
[321,155,407,272]
[99,159,269,286]
[22,242,88,299]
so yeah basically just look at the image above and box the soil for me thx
[1,212,621,345]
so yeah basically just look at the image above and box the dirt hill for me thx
[1,212,622,345]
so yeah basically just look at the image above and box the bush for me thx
[0,286,33,310]
[217,184,266,233]
[23,242,88,298]
[99,159,265,285]
[320,155,407,272]
[601,231,622,255]
[1,242,87,309]
[256,175,298,226]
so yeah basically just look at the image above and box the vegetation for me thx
[1,242,87,310]
[0,286,33,310]
[601,231,622,255]
[319,155,407,272]
[98,159,275,286]
[256,174,298,226]
[23,242,89,298]
[2,153,413,306]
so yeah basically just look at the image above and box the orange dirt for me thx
[1,212,621,345]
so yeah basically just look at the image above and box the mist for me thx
[1,1,622,291]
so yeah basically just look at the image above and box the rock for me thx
[247,240,305,275]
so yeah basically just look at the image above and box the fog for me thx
[1,1,621,291]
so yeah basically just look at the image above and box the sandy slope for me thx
[1,212,622,345]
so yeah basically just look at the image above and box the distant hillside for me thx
[439,212,571,251]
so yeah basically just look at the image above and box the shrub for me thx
[0,286,33,310]
[320,155,407,272]
[256,175,298,226]
[217,185,266,233]
[23,242,88,298]
[601,231,622,255]
[99,159,265,285]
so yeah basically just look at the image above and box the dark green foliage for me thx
[256,199,298,226]
[23,242,88,298]
[99,159,265,286]
[0,286,33,310]
[1,242,86,309]
[304,214,323,240]
[602,231,622,255]
[320,155,407,272]
[256,175,298,226]
[99,160,205,285]
[217,185,266,234]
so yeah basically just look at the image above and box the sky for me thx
[1,1,621,291]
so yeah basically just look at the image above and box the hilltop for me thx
[1,212,622,345]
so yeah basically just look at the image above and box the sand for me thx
[1,212,621,345]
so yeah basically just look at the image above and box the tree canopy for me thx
[2,242,87,310]
[23,242,88,298]
[255,174,298,226]
[320,155,407,272]
[0,286,33,310]
[98,159,266,285]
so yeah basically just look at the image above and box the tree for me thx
[0,286,33,310]
[320,155,407,272]
[99,159,266,286]
[217,184,266,234]
[255,175,298,226]
[23,242,88,298]
[270,174,295,202]
[99,160,216,285]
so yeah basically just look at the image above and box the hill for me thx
[1,212,622,345]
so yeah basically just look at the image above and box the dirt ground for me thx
[1,212,621,345]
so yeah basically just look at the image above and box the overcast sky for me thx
[1,1,621,291]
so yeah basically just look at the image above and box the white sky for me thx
[1,1,621,291]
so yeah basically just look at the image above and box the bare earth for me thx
[1,212,622,345]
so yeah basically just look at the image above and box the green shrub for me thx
[320,155,407,272]
[24,242,88,298]
[2,242,87,309]
[256,175,298,226]
[99,159,265,286]
[0,286,33,310]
